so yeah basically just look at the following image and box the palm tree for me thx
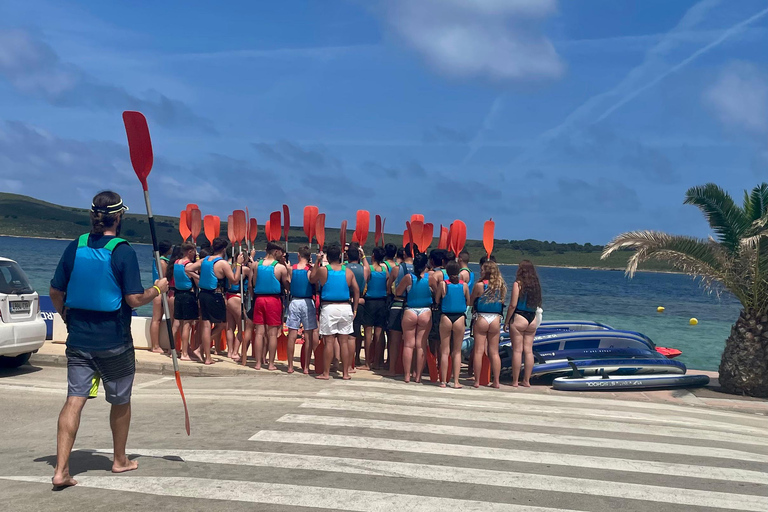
[602,183,768,398]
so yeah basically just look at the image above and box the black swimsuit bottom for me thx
[514,309,536,323]
[442,312,466,324]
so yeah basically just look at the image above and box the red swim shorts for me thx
[253,295,283,326]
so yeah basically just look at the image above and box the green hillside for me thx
[0,192,669,271]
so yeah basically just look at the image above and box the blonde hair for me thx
[481,261,507,303]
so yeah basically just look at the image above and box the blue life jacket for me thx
[476,280,503,314]
[365,264,388,299]
[65,234,127,312]
[406,273,432,308]
[347,262,366,296]
[442,280,467,313]
[460,267,476,292]
[321,264,350,302]
[394,262,414,295]
[199,256,224,291]
[253,260,282,296]
[174,261,194,291]
[291,264,314,298]
[517,291,535,312]
[152,256,169,282]
[228,277,248,294]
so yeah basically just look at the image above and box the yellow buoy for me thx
[657,306,665,313]
[689,318,698,326]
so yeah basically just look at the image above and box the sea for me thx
[1,235,741,371]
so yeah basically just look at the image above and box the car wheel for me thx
[0,353,32,368]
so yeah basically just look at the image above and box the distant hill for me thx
[0,192,669,271]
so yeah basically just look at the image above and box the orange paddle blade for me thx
[264,220,271,243]
[249,218,258,242]
[483,219,495,257]
[185,204,198,230]
[179,211,191,241]
[356,210,370,247]
[227,215,235,244]
[269,211,282,242]
[282,204,290,242]
[304,205,318,243]
[315,214,326,248]
[340,220,347,247]
[375,215,382,246]
[452,220,467,254]
[406,221,415,253]
[212,216,221,239]
[422,223,434,252]
[122,111,153,191]
[352,232,359,244]
[438,225,448,250]
[189,208,202,244]
[410,220,423,254]
[174,371,191,435]
[203,215,216,244]
[410,214,424,224]
[233,210,247,243]
[447,223,455,253]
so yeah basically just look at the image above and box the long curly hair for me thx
[481,261,507,303]
[515,260,542,308]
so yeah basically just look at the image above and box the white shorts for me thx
[319,303,354,336]
[286,298,318,331]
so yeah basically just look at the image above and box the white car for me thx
[0,257,46,368]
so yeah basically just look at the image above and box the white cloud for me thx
[704,61,768,134]
[380,0,563,82]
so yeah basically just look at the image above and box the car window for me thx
[0,261,34,294]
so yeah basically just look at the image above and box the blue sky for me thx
[1,0,767,243]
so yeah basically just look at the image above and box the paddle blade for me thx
[438,225,448,250]
[356,210,370,247]
[122,111,153,190]
[189,209,201,244]
[410,214,424,224]
[340,220,347,247]
[375,215,382,246]
[245,207,250,240]
[269,211,282,242]
[227,215,235,244]
[264,220,271,243]
[185,204,198,230]
[174,371,191,436]
[179,211,190,241]
[381,217,386,244]
[303,206,314,242]
[447,223,455,253]
[204,215,216,244]
[483,219,495,257]
[452,220,467,254]
[315,214,326,248]
[422,223,434,252]
[352,231,359,244]
[213,216,221,239]
[406,221,415,253]
[249,218,258,242]
[233,210,247,243]
[283,204,290,242]
[410,220,423,254]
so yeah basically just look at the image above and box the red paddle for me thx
[189,208,202,245]
[375,215,382,246]
[447,222,455,253]
[410,220,424,254]
[249,218,258,245]
[422,223,434,252]
[304,206,317,244]
[233,210,247,244]
[438,224,448,250]
[264,220,271,243]
[179,211,191,241]
[203,215,216,244]
[352,232,359,244]
[452,220,467,254]
[269,211,282,242]
[411,214,424,224]
[185,204,198,230]
[340,220,347,247]
[122,111,190,436]
[315,214,326,248]
[406,221,416,253]
[227,215,236,244]
[356,210,370,247]
[212,216,221,239]
[282,204,290,251]
[483,219,495,257]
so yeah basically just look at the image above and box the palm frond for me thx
[684,184,749,253]
[748,183,768,222]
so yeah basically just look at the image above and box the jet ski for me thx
[552,372,709,391]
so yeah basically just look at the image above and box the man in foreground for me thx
[49,191,169,488]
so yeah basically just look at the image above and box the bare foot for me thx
[151,347,164,354]
[267,365,278,371]
[521,381,531,388]
[190,348,202,361]
[472,382,480,389]
[204,359,214,365]
[349,367,357,374]
[180,355,191,361]
[254,365,262,370]
[342,375,351,380]
[315,374,330,380]
[439,382,446,388]
[360,365,370,371]
[287,367,295,374]
[511,383,519,388]
[52,473,77,488]
[414,377,422,383]
[112,458,139,474]
[491,383,500,389]
[452,382,463,389]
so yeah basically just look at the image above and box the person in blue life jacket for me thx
[169,242,199,360]
[286,245,318,375]
[504,259,543,388]
[427,249,447,352]
[149,241,173,354]
[395,252,432,384]
[310,243,361,380]
[248,242,289,371]
[386,243,414,376]
[225,252,252,363]
[470,260,507,389]
[360,246,389,370]
[185,237,244,365]
[346,243,369,369]
[436,261,471,388]
[48,191,169,488]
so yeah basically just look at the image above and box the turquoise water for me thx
[1,235,740,370]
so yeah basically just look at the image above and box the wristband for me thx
[153,285,162,296]
[236,263,242,266]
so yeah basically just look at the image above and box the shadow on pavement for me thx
[0,365,43,378]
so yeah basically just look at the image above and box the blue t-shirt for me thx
[51,234,144,350]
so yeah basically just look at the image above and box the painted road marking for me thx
[134,377,173,389]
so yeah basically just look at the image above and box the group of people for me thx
[151,235,544,389]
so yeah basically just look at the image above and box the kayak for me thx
[553,373,710,391]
